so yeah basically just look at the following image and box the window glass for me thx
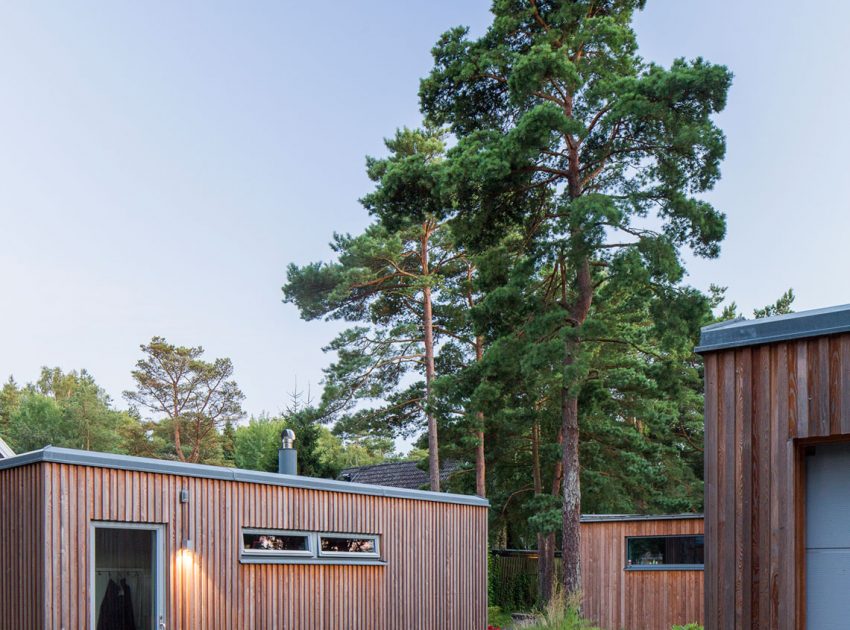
[243,531,310,553]
[319,535,378,555]
[626,535,704,568]
[239,529,382,563]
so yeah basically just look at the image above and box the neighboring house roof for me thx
[0,437,14,459]
[339,460,461,490]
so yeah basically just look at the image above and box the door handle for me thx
[159,614,166,629]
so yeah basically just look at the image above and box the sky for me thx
[1,1,849,422]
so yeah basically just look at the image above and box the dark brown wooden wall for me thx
[2,461,487,630]
[0,463,44,629]
[581,518,704,630]
[703,333,850,629]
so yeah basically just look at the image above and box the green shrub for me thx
[488,606,513,627]
[672,625,703,630]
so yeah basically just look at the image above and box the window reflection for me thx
[243,532,309,553]
[320,536,376,554]
[626,535,704,568]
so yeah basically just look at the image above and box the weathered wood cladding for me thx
[0,463,44,629]
[492,517,703,630]
[702,332,850,630]
[581,517,704,630]
[0,461,487,630]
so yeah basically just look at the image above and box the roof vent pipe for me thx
[278,429,297,475]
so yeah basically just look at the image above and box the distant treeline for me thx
[0,338,415,478]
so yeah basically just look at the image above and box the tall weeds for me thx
[523,592,601,630]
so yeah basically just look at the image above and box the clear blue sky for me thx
[1,1,849,421]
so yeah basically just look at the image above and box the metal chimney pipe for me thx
[278,429,297,475]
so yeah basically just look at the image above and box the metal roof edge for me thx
[0,449,42,469]
[0,447,489,508]
[579,513,704,523]
[696,304,850,353]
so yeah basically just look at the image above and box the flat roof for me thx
[0,447,489,508]
[580,513,703,523]
[696,304,850,353]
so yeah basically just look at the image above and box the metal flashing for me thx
[0,447,489,508]
[580,513,703,523]
[624,564,704,572]
[239,556,388,567]
[696,304,850,353]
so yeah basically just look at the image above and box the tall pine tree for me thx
[421,0,731,595]
[285,127,474,491]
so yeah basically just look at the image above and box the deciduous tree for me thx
[4,368,136,454]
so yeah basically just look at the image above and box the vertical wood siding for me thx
[22,462,486,630]
[0,463,44,630]
[703,333,850,629]
[581,518,704,630]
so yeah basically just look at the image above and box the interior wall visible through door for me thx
[92,524,162,630]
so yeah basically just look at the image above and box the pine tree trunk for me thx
[561,390,581,597]
[475,428,485,497]
[474,335,486,497]
[422,223,440,492]
[543,428,564,605]
[532,422,554,605]
[561,258,592,599]
[173,390,186,462]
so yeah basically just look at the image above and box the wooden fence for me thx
[490,550,561,611]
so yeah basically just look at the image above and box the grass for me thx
[489,594,702,630]
[515,593,601,630]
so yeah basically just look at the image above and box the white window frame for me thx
[317,532,381,559]
[241,527,315,558]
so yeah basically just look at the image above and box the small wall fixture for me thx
[180,487,192,551]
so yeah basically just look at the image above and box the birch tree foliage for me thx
[2,368,137,455]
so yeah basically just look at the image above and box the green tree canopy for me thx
[284,127,474,491]
[2,368,138,454]
[420,0,732,596]
[124,337,245,463]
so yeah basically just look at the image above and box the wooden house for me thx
[581,514,704,630]
[698,304,850,629]
[493,514,704,630]
[0,445,488,629]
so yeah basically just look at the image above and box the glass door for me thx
[91,523,165,629]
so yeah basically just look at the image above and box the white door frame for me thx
[89,521,166,630]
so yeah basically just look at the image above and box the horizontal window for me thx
[318,534,380,558]
[626,535,704,570]
[239,528,383,565]
[242,529,313,557]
